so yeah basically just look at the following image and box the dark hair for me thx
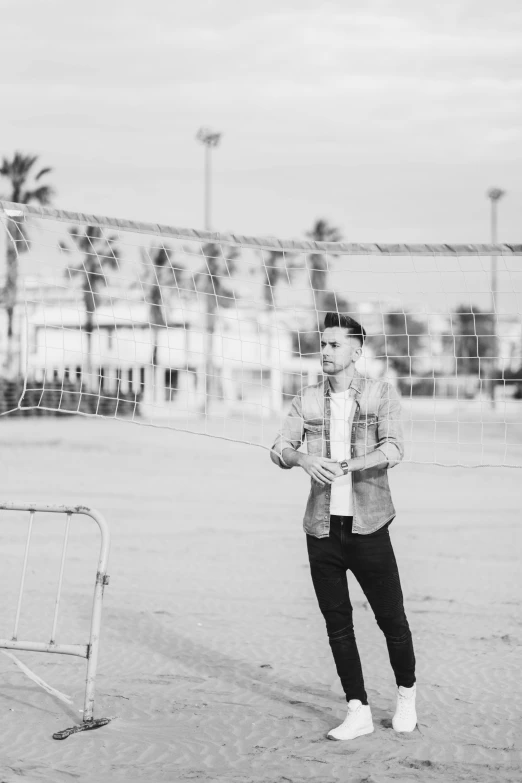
[323,312,366,345]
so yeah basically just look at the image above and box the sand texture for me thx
[0,415,520,783]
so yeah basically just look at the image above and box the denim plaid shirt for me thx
[270,371,404,537]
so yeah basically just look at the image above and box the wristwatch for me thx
[339,460,350,475]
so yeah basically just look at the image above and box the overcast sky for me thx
[2,0,522,243]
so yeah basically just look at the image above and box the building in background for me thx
[1,278,520,416]
[20,277,321,417]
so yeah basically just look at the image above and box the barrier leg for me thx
[53,569,111,739]
[51,507,112,741]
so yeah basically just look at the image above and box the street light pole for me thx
[486,187,505,408]
[196,127,222,231]
[195,127,222,416]
[487,187,504,313]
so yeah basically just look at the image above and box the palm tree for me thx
[60,226,120,407]
[138,244,191,404]
[195,242,239,414]
[454,306,495,383]
[305,219,342,317]
[0,152,55,377]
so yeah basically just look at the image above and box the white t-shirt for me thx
[329,389,354,515]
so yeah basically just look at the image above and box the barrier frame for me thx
[0,502,111,739]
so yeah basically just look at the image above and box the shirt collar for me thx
[324,369,365,397]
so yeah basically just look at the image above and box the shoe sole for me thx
[392,724,417,733]
[327,724,374,741]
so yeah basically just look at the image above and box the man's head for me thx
[320,313,366,375]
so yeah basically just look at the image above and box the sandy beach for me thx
[0,414,520,783]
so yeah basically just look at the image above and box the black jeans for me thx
[307,515,416,705]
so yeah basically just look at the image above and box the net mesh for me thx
[1,200,522,468]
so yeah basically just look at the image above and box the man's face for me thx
[320,327,362,374]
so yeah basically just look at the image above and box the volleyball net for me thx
[1,200,521,467]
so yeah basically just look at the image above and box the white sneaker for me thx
[392,683,417,732]
[327,699,374,741]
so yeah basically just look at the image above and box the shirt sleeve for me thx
[375,382,404,468]
[269,393,305,469]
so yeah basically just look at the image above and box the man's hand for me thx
[299,455,342,486]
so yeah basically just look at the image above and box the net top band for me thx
[2,200,522,257]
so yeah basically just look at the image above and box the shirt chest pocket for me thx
[355,413,378,448]
[304,418,325,454]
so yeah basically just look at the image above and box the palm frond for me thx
[62,226,120,300]
[22,185,55,205]
[306,219,342,243]
[35,167,53,181]
[9,152,39,178]
[0,152,54,205]
[67,226,91,254]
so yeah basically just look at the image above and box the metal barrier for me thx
[0,502,111,740]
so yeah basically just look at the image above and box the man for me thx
[270,312,417,741]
